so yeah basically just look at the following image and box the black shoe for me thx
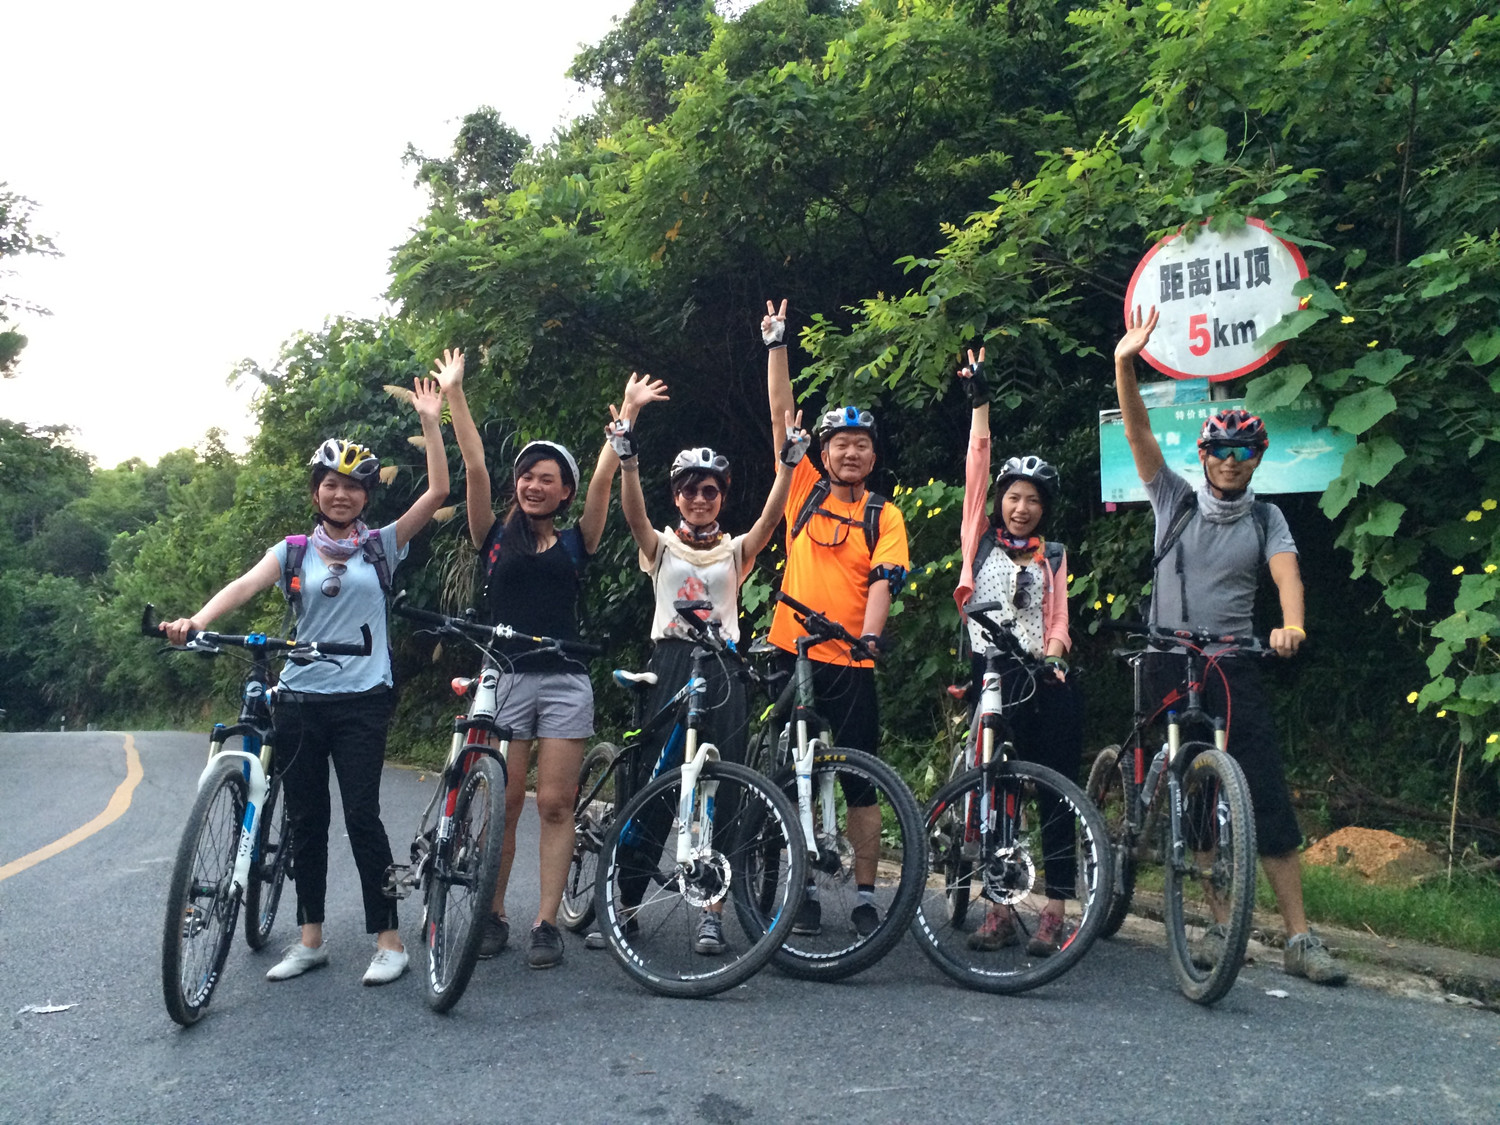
[851,902,880,938]
[792,897,822,936]
[478,913,509,959]
[527,921,564,969]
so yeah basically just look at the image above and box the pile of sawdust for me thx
[1303,826,1445,885]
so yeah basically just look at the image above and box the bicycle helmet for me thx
[816,405,878,442]
[670,447,731,489]
[309,438,380,488]
[514,440,580,492]
[994,454,1060,511]
[1198,408,1269,451]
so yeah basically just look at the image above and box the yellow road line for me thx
[0,733,145,882]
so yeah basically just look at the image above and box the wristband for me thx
[1044,655,1068,674]
[1284,626,1306,637]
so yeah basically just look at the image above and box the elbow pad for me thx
[869,564,907,597]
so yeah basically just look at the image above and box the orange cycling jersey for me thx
[769,458,910,667]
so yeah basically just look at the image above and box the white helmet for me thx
[309,438,380,487]
[515,440,579,492]
[670,447,731,488]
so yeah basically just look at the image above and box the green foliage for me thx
[0,184,60,377]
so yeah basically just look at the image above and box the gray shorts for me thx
[493,671,595,741]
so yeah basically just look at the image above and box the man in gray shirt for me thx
[1114,306,1345,986]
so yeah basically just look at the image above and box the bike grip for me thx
[392,596,452,629]
[559,639,604,657]
[140,604,165,637]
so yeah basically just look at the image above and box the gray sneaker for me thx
[1284,931,1347,985]
[694,911,726,956]
[478,913,509,959]
[1189,923,1230,970]
[527,921,565,969]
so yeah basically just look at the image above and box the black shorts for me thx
[1142,653,1302,857]
[774,653,880,807]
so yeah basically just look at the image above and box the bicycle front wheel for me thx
[161,758,247,1025]
[912,760,1112,995]
[243,772,291,950]
[755,748,925,981]
[1163,745,1256,1005]
[559,742,619,933]
[594,761,806,998]
[423,754,506,1013]
[1085,745,1136,940]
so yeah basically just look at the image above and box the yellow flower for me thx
[945,560,954,570]
[1406,691,1419,703]
[926,507,940,518]
[1485,500,1497,511]
[914,498,922,507]
[1487,564,1497,574]
[1340,315,1355,324]
[1437,710,1448,718]
[1488,733,1498,745]
[927,478,935,486]
[1106,593,1116,604]
[1093,600,1103,610]
[1454,565,1466,575]
[1367,340,1379,348]
[1335,281,1348,290]
[909,582,918,592]
[1466,511,1483,522]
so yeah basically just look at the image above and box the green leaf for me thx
[1251,188,1287,205]
[1255,308,1327,351]
[1344,248,1367,270]
[1464,328,1500,366]
[1459,673,1500,703]
[1420,270,1469,299]
[1244,364,1311,412]
[1328,387,1397,435]
[1382,573,1427,611]
[1454,573,1500,613]
[1354,499,1405,538]
[1431,610,1500,644]
[1168,126,1228,167]
[1427,641,1456,678]
[1350,349,1412,386]
[1320,436,1406,517]
[1417,675,1456,710]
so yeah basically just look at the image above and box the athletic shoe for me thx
[527,921,565,969]
[792,897,822,936]
[694,911,726,955]
[967,907,1019,951]
[362,947,408,986]
[265,942,330,981]
[1284,931,1347,985]
[478,913,509,959]
[850,902,880,938]
[1025,911,1073,957]
[1190,923,1230,969]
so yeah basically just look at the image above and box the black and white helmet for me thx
[995,454,1060,510]
[670,447,731,488]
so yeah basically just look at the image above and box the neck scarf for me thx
[1195,479,1256,524]
[312,519,370,560]
[676,520,723,546]
[995,525,1043,557]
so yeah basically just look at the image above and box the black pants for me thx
[971,654,1085,900]
[273,690,400,933]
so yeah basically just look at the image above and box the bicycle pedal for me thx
[382,863,417,900]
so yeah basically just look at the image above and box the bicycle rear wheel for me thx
[912,760,1112,994]
[161,758,246,1026]
[559,742,619,933]
[753,749,925,981]
[594,761,806,998]
[1085,745,1136,940]
[1163,745,1256,1005]
[422,754,506,1013]
[243,772,291,950]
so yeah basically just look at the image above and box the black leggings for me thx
[971,654,1085,901]
[273,690,399,933]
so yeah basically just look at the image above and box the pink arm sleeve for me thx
[953,429,991,616]
[1043,546,1072,653]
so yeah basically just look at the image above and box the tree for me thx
[0,185,60,376]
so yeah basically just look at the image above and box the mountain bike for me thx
[588,602,807,998]
[383,595,599,1012]
[741,592,925,982]
[1086,622,1264,1005]
[912,602,1112,994]
[143,605,372,1026]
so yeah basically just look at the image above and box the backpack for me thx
[789,476,889,554]
[1149,492,1272,625]
[971,530,1066,589]
[478,521,587,615]
[280,531,392,631]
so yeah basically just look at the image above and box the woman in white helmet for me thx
[593,370,807,954]
[952,347,1084,958]
[162,377,451,987]
[431,350,662,969]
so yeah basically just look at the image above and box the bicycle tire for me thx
[243,772,291,950]
[753,748,925,981]
[161,758,247,1026]
[422,754,506,1013]
[559,742,619,933]
[911,760,1113,995]
[1163,744,1256,1005]
[594,761,806,998]
[1085,745,1136,940]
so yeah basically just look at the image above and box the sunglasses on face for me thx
[321,561,347,598]
[679,484,722,501]
[1206,444,1259,462]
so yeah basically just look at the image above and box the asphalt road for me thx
[1,731,1497,1124]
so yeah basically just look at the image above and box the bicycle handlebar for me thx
[391,592,603,657]
[964,601,1052,677]
[140,604,373,657]
[772,591,879,663]
[1098,618,1273,655]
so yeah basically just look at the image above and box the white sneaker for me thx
[362,947,409,986]
[266,942,329,981]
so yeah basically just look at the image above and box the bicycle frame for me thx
[754,638,841,862]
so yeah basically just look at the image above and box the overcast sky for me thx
[0,0,638,468]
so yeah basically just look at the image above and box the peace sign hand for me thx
[762,299,788,346]
[957,345,988,407]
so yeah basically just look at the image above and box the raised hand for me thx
[779,408,809,466]
[430,347,465,393]
[761,298,788,346]
[410,376,443,424]
[957,345,988,407]
[619,371,669,422]
[1116,306,1160,363]
[605,404,637,462]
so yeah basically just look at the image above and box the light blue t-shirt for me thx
[271,522,407,694]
